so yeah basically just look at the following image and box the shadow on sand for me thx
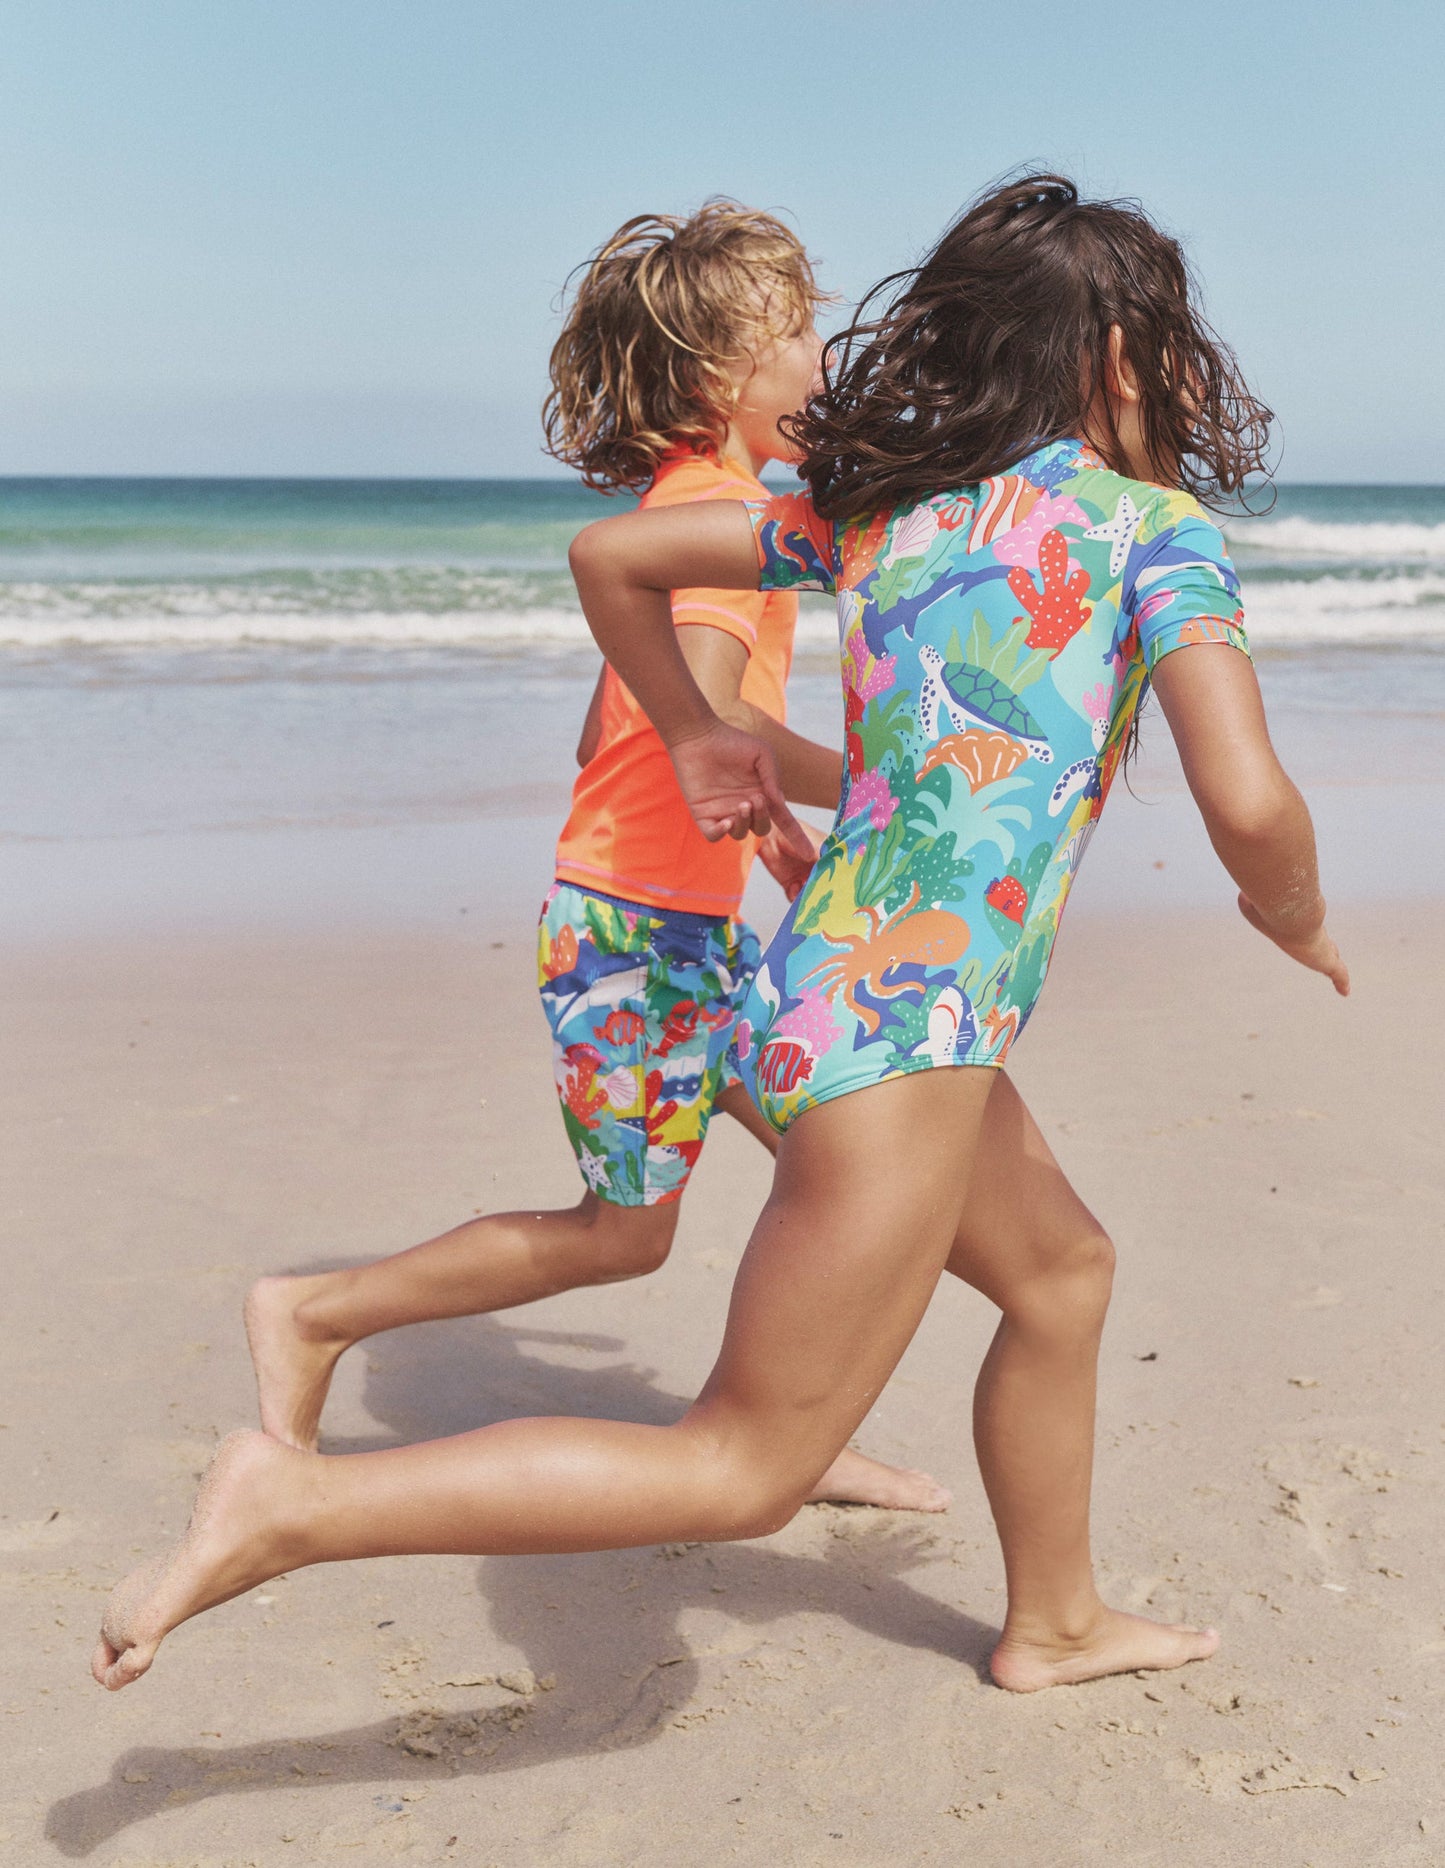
[49,1301,994,1857]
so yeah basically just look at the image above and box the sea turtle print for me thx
[919,649,1053,760]
[733,437,1248,1132]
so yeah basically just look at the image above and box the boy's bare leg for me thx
[243,1195,681,1452]
[100,1071,994,1691]
[712,1079,782,1149]
[942,1073,1219,1691]
[245,1123,948,1510]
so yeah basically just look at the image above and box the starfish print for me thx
[1083,491,1143,577]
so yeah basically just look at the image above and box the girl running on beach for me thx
[95,174,1347,1697]
[241,201,940,1513]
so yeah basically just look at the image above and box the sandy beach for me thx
[4,884,1442,1865]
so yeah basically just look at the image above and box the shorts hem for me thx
[762,1050,1007,1134]
[585,1181,687,1211]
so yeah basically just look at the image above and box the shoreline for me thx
[6,635,1443,949]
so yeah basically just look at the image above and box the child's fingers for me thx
[728,797,758,840]
[713,797,767,842]
[668,724,809,849]
[1238,893,1349,995]
[776,804,818,863]
[755,763,815,863]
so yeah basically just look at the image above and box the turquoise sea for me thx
[2,477,1442,936]
[2,477,1445,659]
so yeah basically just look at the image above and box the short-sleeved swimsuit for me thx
[733,437,1249,1132]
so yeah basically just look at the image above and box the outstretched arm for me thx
[568,502,812,855]
[1150,647,1348,995]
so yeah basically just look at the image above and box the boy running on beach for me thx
[243,203,944,1513]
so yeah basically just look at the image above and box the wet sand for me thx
[3,895,1443,1866]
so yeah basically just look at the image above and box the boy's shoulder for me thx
[643,449,768,510]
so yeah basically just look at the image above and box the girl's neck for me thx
[1081,396,1177,490]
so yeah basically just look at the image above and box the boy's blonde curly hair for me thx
[543,200,824,494]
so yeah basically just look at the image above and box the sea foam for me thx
[0,581,1439,651]
[1228,516,1445,562]
[3,478,1443,658]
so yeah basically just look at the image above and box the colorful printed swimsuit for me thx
[734,438,1249,1132]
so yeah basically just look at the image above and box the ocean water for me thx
[1,476,1444,659]
[3,476,1443,936]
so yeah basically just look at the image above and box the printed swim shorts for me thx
[537,882,762,1208]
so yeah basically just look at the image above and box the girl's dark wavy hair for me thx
[787,173,1273,523]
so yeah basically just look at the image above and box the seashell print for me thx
[882,504,939,567]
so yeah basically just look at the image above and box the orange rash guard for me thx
[554,449,799,917]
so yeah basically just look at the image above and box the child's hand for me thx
[667,720,813,857]
[758,817,826,901]
[1237,893,1350,996]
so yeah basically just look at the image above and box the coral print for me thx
[1008,529,1093,655]
[991,492,1088,569]
[740,438,1247,1130]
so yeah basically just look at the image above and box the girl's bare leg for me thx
[712,1081,949,1510]
[943,1073,1218,1691]
[97,1069,993,1691]
[245,1084,947,1511]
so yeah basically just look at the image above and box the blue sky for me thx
[1,0,1440,480]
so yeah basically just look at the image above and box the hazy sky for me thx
[2,0,1440,480]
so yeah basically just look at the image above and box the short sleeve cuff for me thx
[670,598,761,648]
[744,493,836,594]
[1144,614,1252,671]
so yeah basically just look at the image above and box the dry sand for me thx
[3,899,1443,1866]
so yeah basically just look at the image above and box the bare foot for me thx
[808,1446,951,1513]
[990,1606,1219,1693]
[92,1431,304,1691]
[244,1274,352,1451]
